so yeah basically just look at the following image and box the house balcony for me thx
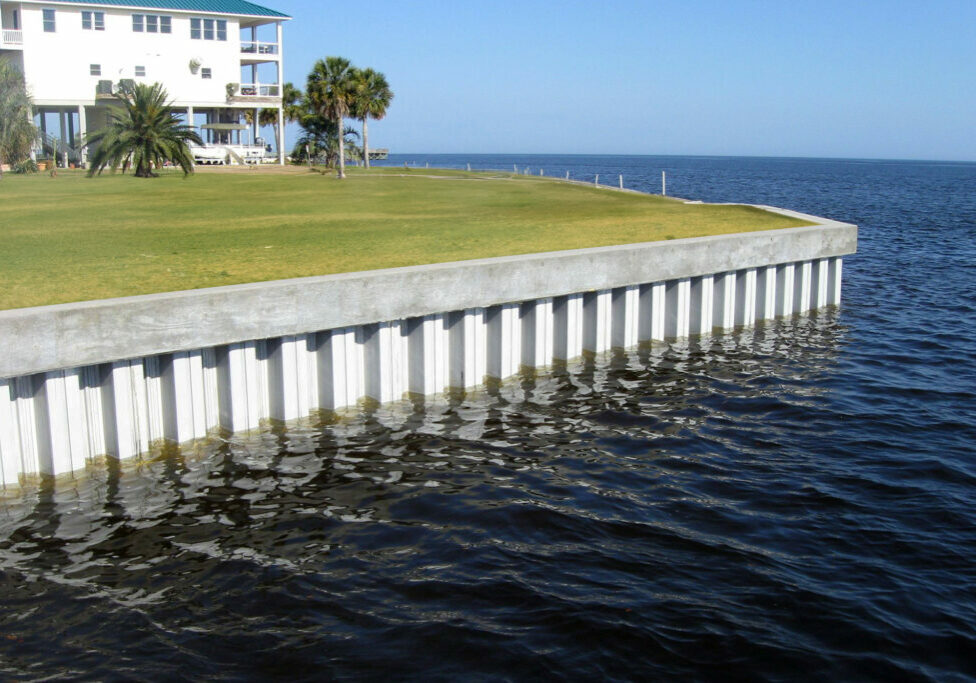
[1,29,23,48]
[228,83,281,105]
[240,41,279,64]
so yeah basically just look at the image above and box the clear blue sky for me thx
[268,0,976,161]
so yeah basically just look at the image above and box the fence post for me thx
[595,174,599,186]
[619,174,623,189]
[662,171,666,196]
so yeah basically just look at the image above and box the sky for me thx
[266,0,976,161]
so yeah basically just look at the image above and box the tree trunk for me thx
[362,118,370,169]
[337,117,346,179]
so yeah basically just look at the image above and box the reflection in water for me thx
[0,313,868,680]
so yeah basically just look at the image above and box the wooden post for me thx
[619,174,623,189]
[662,171,666,196]
[594,174,599,186]
[565,171,569,180]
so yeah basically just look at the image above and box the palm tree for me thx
[258,108,279,150]
[306,57,356,178]
[282,82,305,125]
[349,68,392,169]
[0,58,38,180]
[240,107,281,153]
[87,82,202,178]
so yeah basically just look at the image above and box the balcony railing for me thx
[2,29,23,45]
[240,41,278,56]
[236,83,281,98]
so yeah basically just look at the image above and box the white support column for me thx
[459,308,488,389]
[42,370,88,475]
[690,275,714,336]
[276,107,285,166]
[796,261,813,313]
[276,21,285,165]
[0,379,23,488]
[756,266,778,322]
[828,258,843,305]
[776,263,795,317]
[583,290,612,353]
[111,361,149,460]
[521,298,554,368]
[488,304,522,379]
[611,286,640,349]
[665,278,691,339]
[814,258,830,309]
[713,271,737,330]
[735,268,757,327]
[29,109,37,162]
[77,105,88,167]
[553,294,584,361]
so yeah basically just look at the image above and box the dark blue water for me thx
[2,155,975,681]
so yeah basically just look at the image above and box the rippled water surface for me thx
[3,156,975,680]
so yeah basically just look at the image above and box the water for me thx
[3,155,975,680]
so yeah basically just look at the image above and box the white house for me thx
[0,0,290,166]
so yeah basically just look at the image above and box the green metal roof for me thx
[33,0,290,19]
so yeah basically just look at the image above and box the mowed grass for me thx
[0,166,812,310]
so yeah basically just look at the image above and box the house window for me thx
[13,10,20,30]
[82,11,105,30]
[90,64,101,76]
[42,8,56,32]
[201,68,212,79]
[135,65,146,77]
[133,13,170,33]
[191,17,227,41]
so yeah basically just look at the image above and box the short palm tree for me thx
[258,108,279,150]
[306,57,356,178]
[87,82,202,178]
[349,68,393,169]
[0,58,38,180]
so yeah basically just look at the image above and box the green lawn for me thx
[0,166,812,310]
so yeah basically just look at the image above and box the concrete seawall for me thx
[0,207,856,490]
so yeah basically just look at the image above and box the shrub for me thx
[11,158,38,174]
